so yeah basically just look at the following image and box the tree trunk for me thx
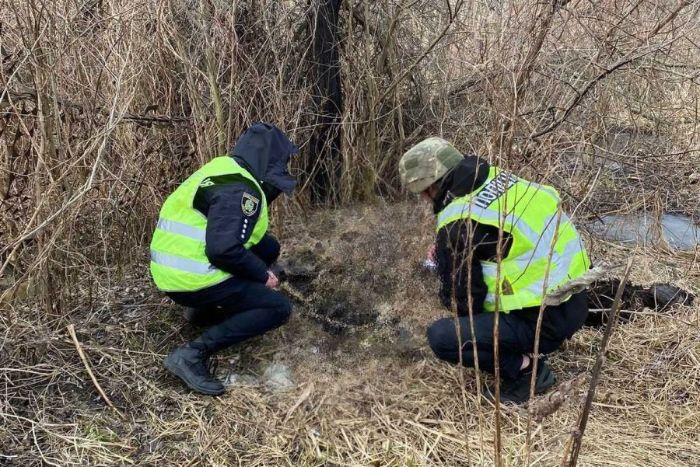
[308,0,343,204]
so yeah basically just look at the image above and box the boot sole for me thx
[164,355,225,396]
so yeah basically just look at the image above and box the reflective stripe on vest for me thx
[436,167,590,312]
[150,251,218,275]
[149,157,269,292]
[156,219,206,242]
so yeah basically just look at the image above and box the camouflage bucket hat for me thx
[399,137,464,193]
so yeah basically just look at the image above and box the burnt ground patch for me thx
[586,279,695,327]
[312,289,379,335]
[279,248,381,336]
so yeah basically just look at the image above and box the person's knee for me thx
[264,243,281,266]
[253,235,281,266]
[271,294,292,325]
[269,243,281,265]
[426,319,456,358]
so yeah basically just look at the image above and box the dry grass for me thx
[2,203,698,466]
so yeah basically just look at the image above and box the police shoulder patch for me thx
[241,192,260,217]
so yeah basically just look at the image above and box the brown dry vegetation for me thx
[3,204,700,465]
[2,0,700,465]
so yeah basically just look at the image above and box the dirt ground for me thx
[2,202,699,466]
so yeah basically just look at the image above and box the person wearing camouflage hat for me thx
[399,137,591,404]
[399,137,464,194]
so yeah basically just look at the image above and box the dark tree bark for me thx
[308,0,343,204]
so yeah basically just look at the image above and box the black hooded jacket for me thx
[168,123,298,306]
[434,156,513,316]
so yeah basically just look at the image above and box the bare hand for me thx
[427,244,437,262]
[265,271,280,289]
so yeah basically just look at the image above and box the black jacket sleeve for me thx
[249,234,281,266]
[194,180,269,284]
[436,220,512,316]
[436,221,487,316]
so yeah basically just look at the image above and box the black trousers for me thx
[426,291,588,379]
[167,236,291,353]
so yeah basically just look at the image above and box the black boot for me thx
[164,342,225,396]
[486,361,556,404]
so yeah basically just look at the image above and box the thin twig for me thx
[373,0,465,108]
[565,258,634,466]
[66,324,123,417]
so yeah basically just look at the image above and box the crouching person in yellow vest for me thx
[399,138,591,404]
[150,123,298,396]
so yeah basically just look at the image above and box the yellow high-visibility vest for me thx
[436,167,590,312]
[150,157,268,292]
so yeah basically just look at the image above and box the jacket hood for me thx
[433,155,490,214]
[230,122,299,195]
